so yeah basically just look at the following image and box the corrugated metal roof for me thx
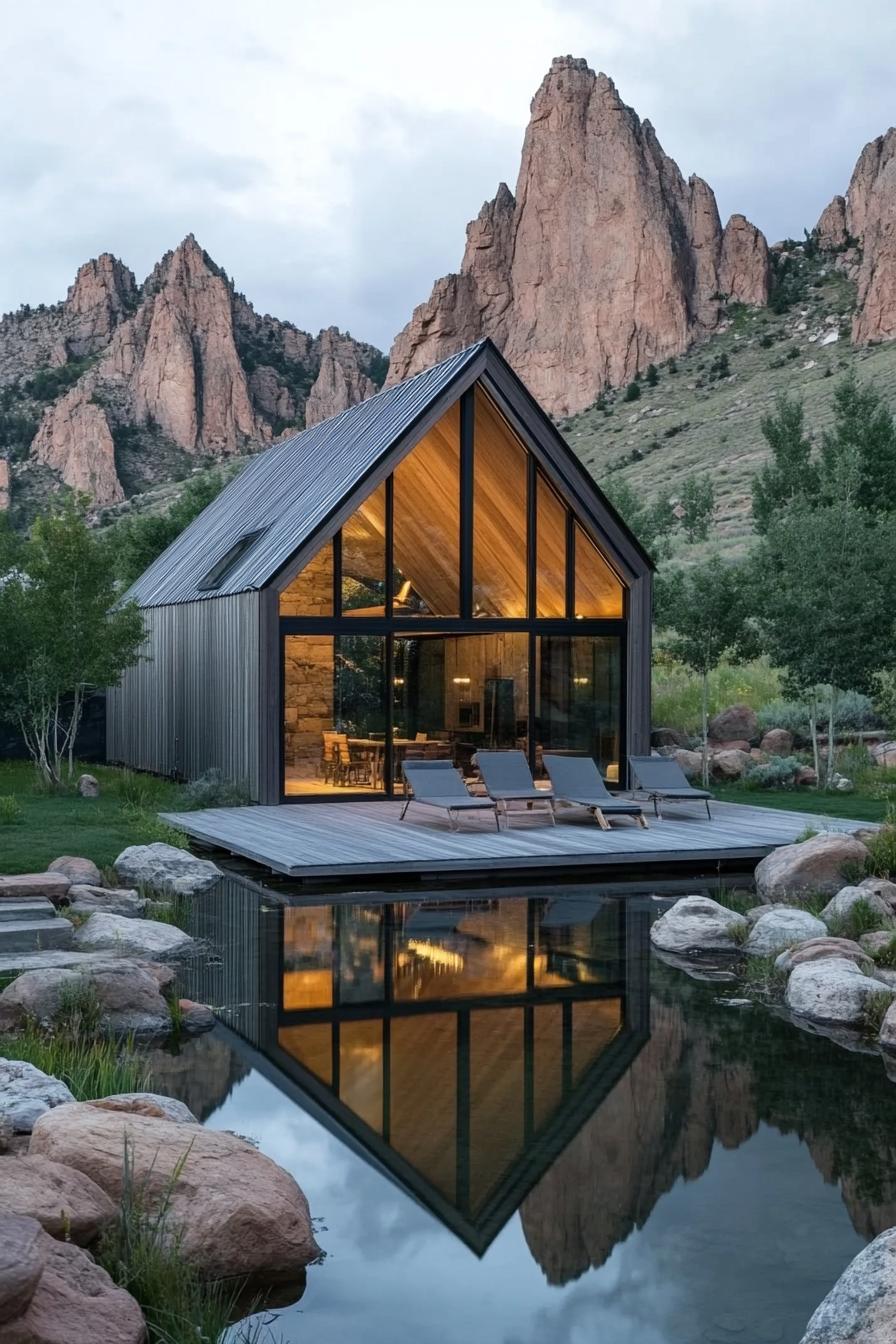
[126,341,487,608]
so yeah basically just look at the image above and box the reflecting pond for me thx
[162,874,896,1344]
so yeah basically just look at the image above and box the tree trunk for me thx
[826,685,838,790]
[701,672,710,789]
[808,691,820,787]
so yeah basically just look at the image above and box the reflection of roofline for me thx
[218,1014,649,1255]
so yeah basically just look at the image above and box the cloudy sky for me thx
[3,0,895,352]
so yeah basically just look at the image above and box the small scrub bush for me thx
[622,381,641,403]
[873,935,896,969]
[729,920,749,946]
[181,768,251,811]
[743,755,804,790]
[827,897,891,942]
[865,822,896,880]
[863,989,894,1036]
[0,795,24,825]
[793,825,820,844]
[743,954,788,996]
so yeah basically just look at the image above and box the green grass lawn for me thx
[713,784,888,824]
[0,760,187,874]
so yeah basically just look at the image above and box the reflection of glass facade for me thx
[185,878,649,1254]
[279,382,628,798]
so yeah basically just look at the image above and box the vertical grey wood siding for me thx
[107,592,261,798]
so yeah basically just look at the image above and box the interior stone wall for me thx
[282,545,335,779]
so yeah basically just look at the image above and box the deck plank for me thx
[159,799,870,879]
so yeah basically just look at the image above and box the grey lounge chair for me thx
[542,754,648,830]
[475,750,555,828]
[400,760,499,831]
[628,755,713,820]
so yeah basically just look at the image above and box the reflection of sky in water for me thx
[212,1071,863,1344]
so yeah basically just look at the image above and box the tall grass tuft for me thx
[827,897,893,942]
[0,1023,149,1099]
[0,795,24,825]
[98,1138,271,1344]
[863,989,894,1036]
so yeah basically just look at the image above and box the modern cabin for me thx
[109,340,654,804]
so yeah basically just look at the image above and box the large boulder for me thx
[47,857,103,888]
[799,1225,896,1342]
[0,962,174,1039]
[746,907,828,957]
[651,728,690,749]
[2,1223,145,1343]
[669,748,704,780]
[870,740,896,768]
[820,885,893,927]
[754,831,870,902]
[0,1156,116,1244]
[0,1061,75,1133]
[760,728,794,756]
[67,885,146,918]
[650,896,746,955]
[30,1102,320,1283]
[775,937,873,975]
[785,957,893,1026]
[114,843,221,896]
[709,748,752,781]
[860,930,896,956]
[708,704,759,744]
[0,875,71,906]
[72,912,193,960]
[0,1217,44,1325]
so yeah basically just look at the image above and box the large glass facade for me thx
[279,379,629,798]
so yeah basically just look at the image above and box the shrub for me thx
[757,689,879,739]
[759,333,775,349]
[652,656,781,735]
[181,768,251,811]
[872,670,896,731]
[623,381,641,403]
[0,795,24,825]
[645,364,659,387]
[873,935,896,969]
[743,755,804,790]
[865,822,896,880]
[793,825,819,844]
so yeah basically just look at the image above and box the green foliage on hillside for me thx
[105,468,235,587]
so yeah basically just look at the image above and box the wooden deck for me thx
[159,797,870,880]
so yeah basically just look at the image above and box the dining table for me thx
[347,738,452,789]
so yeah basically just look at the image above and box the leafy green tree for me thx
[679,475,715,543]
[0,498,145,787]
[752,501,896,786]
[655,558,753,786]
[751,393,819,533]
[106,468,233,587]
[820,372,896,513]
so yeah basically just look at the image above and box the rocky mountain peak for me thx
[5,238,386,513]
[842,128,896,344]
[388,57,770,416]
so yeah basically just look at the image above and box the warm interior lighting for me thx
[452,676,471,685]
[396,578,413,604]
[573,676,590,686]
[393,676,405,686]
[406,939,465,972]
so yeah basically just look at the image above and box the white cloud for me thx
[2,0,895,350]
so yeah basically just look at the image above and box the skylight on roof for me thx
[196,529,266,592]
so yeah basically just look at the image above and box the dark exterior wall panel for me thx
[107,593,261,798]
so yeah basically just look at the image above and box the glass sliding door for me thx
[535,636,622,781]
[283,634,386,796]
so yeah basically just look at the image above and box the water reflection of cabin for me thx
[188,881,649,1252]
[109,340,653,802]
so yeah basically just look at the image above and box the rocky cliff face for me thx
[1,237,386,510]
[519,978,896,1286]
[815,129,896,344]
[389,57,770,417]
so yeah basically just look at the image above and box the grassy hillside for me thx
[561,249,896,561]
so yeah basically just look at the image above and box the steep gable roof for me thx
[126,339,652,608]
